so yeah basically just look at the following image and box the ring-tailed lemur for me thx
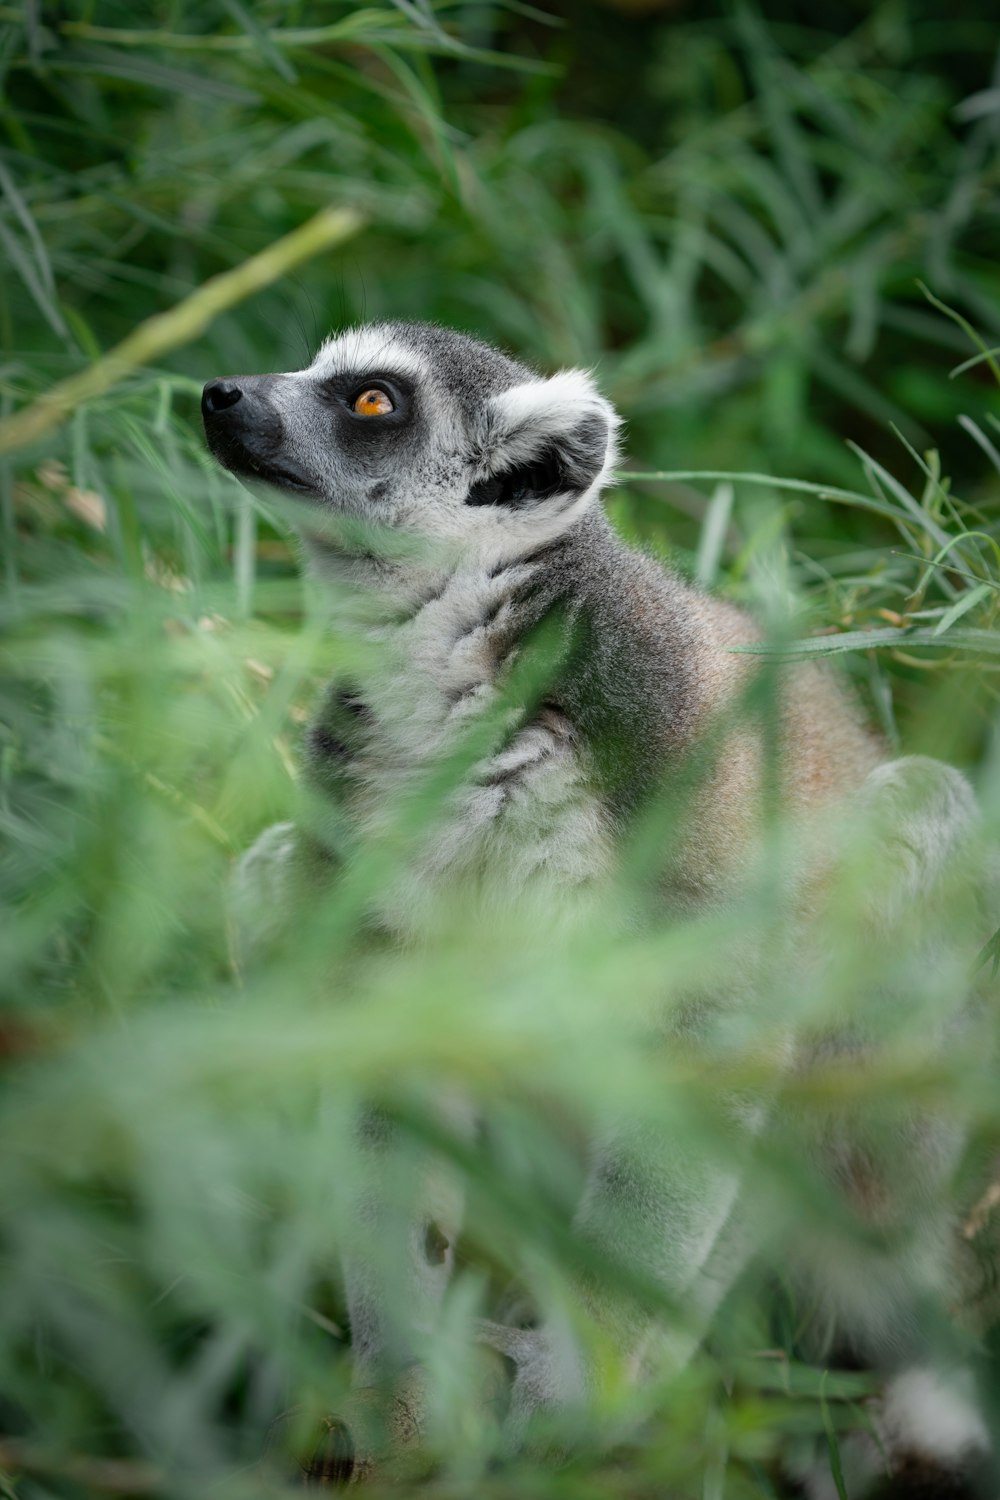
[204,322,992,1495]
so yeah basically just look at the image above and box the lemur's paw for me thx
[476,1319,587,1447]
[873,1368,993,1500]
[299,1417,360,1488]
[229,820,300,970]
[794,1367,993,1500]
[263,1409,362,1490]
[266,1352,511,1488]
[862,758,977,888]
[263,1374,427,1489]
[868,1456,993,1500]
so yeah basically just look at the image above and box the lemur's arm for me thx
[228,820,303,971]
[228,683,365,969]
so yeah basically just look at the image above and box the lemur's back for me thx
[531,509,883,903]
[556,508,882,797]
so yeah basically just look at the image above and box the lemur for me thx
[203,321,992,1496]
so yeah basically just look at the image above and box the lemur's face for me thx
[203,322,619,567]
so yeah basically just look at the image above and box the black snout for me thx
[201,373,278,450]
[202,379,243,416]
[202,373,315,496]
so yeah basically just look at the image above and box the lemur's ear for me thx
[468,370,621,509]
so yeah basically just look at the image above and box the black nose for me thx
[202,380,243,416]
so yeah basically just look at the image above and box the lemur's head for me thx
[203,322,620,568]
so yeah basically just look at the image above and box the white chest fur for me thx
[340,562,614,937]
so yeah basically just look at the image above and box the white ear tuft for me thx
[477,368,621,505]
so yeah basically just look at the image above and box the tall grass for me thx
[1,3,999,1496]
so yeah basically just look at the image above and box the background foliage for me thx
[2,2,1000,1496]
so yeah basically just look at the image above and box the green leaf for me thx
[820,1371,850,1500]
[932,582,992,635]
[919,281,1000,387]
[728,626,1000,659]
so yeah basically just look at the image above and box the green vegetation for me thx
[2,3,999,1496]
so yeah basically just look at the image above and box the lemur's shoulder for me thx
[559,513,881,834]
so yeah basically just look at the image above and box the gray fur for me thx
[206,322,991,1491]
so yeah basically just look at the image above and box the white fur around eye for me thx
[305,330,427,386]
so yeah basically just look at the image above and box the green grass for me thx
[2,3,1000,1496]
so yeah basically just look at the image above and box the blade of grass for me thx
[958,415,1000,477]
[695,482,734,589]
[622,470,904,527]
[819,1371,850,1500]
[0,205,365,455]
[919,280,1000,386]
[219,0,297,85]
[933,583,993,635]
[729,625,1000,659]
[0,158,68,338]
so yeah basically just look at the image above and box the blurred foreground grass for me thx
[2,3,1000,1496]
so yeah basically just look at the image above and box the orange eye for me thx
[352,387,394,416]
